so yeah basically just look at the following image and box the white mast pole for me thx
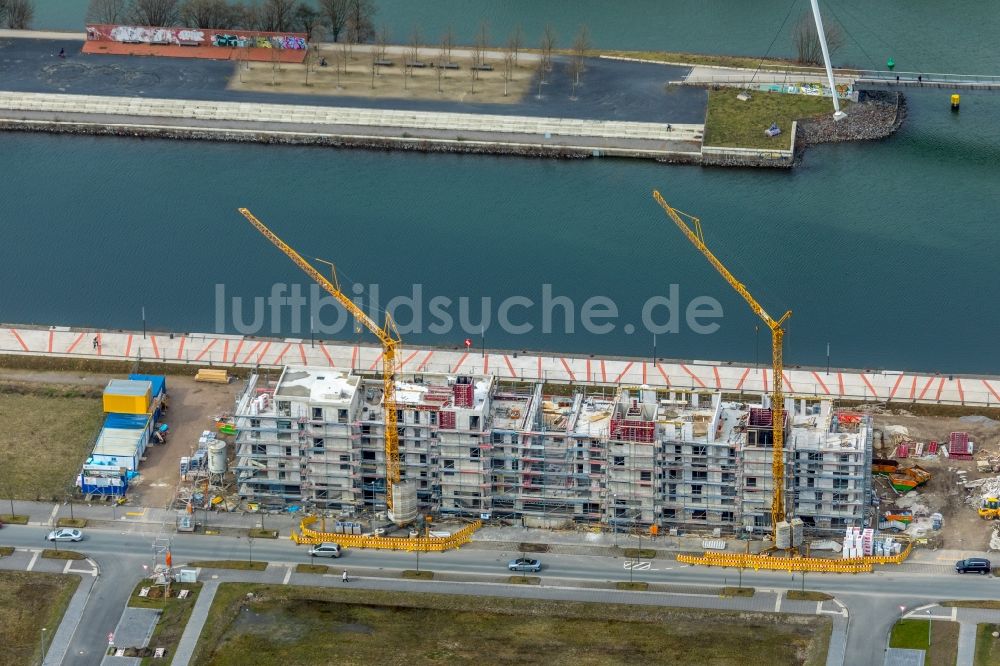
[809,0,847,120]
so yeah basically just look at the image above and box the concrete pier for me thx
[2,324,997,406]
[0,91,703,162]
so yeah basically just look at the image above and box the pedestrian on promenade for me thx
[92,336,98,349]
[58,48,65,58]
[342,570,349,583]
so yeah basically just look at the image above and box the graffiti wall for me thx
[211,33,307,50]
[86,25,307,50]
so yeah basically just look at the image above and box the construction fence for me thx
[291,516,482,552]
[676,537,913,574]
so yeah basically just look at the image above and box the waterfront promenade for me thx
[2,324,997,406]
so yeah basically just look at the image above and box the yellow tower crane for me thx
[652,191,791,536]
[236,208,406,521]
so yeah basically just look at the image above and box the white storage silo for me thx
[208,441,227,474]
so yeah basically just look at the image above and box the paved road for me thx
[1,523,995,665]
[0,38,707,123]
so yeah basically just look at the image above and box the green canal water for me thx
[3,3,998,373]
[33,0,1000,73]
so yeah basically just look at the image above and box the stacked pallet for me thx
[195,369,230,384]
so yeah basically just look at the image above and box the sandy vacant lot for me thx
[229,46,540,104]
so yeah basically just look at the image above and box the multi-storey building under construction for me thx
[232,366,873,534]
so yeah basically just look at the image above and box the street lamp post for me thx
[40,627,47,665]
[927,608,932,647]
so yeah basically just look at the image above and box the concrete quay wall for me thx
[0,91,703,162]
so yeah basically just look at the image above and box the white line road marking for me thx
[952,607,958,621]
[283,566,292,585]
[623,561,651,570]
[63,560,72,574]
[48,504,59,525]
[775,592,782,612]
[816,601,822,615]
[26,549,40,571]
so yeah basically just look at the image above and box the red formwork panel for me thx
[438,411,456,430]
[610,418,655,443]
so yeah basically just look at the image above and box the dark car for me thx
[955,558,991,574]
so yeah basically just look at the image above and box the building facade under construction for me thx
[232,366,873,535]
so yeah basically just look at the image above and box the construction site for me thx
[230,365,876,537]
[8,195,998,571]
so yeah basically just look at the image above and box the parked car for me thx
[955,558,991,574]
[46,528,83,542]
[308,543,342,558]
[508,557,542,573]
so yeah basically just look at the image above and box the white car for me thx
[46,528,83,542]
[308,543,342,558]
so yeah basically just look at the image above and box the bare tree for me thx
[570,24,590,97]
[1,0,33,28]
[86,0,128,24]
[470,35,483,93]
[304,43,319,85]
[317,0,348,41]
[371,22,388,85]
[270,37,282,86]
[792,12,844,66]
[130,0,180,27]
[436,30,449,93]
[474,21,489,76]
[509,24,523,67]
[231,2,263,30]
[502,39,515,96]
[405,25,421,90]
[441,25,454,64]
[178,0,234,28]
[376,22,388,61]
[540,24,556,75]
[339,35,351,82]
[260,0,296,32]
[345,0,375,43]
[295,3,320,35]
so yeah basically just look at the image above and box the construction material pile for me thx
[842,527,904,558]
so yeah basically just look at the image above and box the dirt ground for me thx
[228,46,538,103]
[125,375,239,508]
[874,411,1000,551]
[0,368,238,509]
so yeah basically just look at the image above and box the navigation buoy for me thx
[887,57,895,71]
[951,94,960,111]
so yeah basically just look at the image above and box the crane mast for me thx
[652,192,791,534]
[236,208,402,514]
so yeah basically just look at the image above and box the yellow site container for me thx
[103,379,152,414]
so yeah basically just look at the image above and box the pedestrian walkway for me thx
[0,90,702,142]
[43,573,95,666]
[904,603,1000,666]
[2,323,997,405]
[164,580,218,666]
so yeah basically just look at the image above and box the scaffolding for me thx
[231,367,875,543]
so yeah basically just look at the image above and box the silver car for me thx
[46,528,83,542]
[308,542,342,558]
[508,557,542,572]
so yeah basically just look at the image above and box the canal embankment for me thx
[2,323,999,407]
[0,91,704,161]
